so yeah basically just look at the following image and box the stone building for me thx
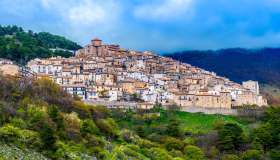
[27,38,268,109]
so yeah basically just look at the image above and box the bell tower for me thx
[91,38,102,56]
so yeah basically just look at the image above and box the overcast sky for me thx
[1,0,280,53]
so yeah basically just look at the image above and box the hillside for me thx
[0,25,82,64]
[165,48,280,88]
[0,75,279,159]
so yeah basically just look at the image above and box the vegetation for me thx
[261,84,280,105]
[0,143,48,160]
[0,25,81,64]
[0,75,279,159]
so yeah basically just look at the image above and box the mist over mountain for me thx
[166,48,280,87]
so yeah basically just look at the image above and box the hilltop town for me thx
[24,38,267,109]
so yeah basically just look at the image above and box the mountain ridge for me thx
[165,48,280,87]
[0,25,82,64]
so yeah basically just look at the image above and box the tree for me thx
[48,105,64,130]
[151,102,163,113]
[40,123,57,151]
[166,118,182,137]
[217,123,246,152]
[253,124,273,151]
[263,107,280,148]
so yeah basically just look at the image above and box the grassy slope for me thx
[160,111,250,134]
[119,111,251,135]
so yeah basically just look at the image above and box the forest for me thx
[0,25,81,64]
[0,75,279,160]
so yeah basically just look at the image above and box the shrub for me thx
[242,150,263,160]
[163,137,184,151]
[63,112,81,140]
[91,147,110,160]
[184,145,205,160]
[85,135,106,148]
[208,146,219,159]
[10,118,27,129]
[183,137,196,146]
[80,119,100,136]
[90,105,111,120]
[0,124,41,148]
[96,118,119,138]
[54,141,91,160]
[169,149,184,158]
[120,129,137,143]
[221,154,241,160]
[111,145,148,160]
[145,147,173,160]
[269,149,280,160]
[48,105,64,130]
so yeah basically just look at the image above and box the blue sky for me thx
[1,0,280,53]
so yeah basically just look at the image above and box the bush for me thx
[80,119,100,136]
[96,118,119,138]
[208,146,219,159]
[183,137,196,146]
[85,135,106,148]
[10,118,27,129]
[39,123,56,151]
[145,147,173,160]
[169,149,184,158]
[120,129,137,143]
[163,137,184,151]
[221,154,241,160]
[63,112,81,140]
[91,147,110,160]
[269,149,280,160]
[0,124,41,148]
[54,141,91,160]
[184,145,205,160]
[242,150,263,160]
[111,145,148,160]
[90,105,111,120]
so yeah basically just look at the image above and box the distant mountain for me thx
[165,48,280,87]
[0,25,82,64]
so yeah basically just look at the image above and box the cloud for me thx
[2,0,280,51]
[134,0,193,21]
[68,1,106,25]
[40,0,120,26]
[37,0,123,45]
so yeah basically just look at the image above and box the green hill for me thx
[0,65,279,159]
[0,25,82,64]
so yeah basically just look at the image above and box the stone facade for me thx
[27,38,268,109]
